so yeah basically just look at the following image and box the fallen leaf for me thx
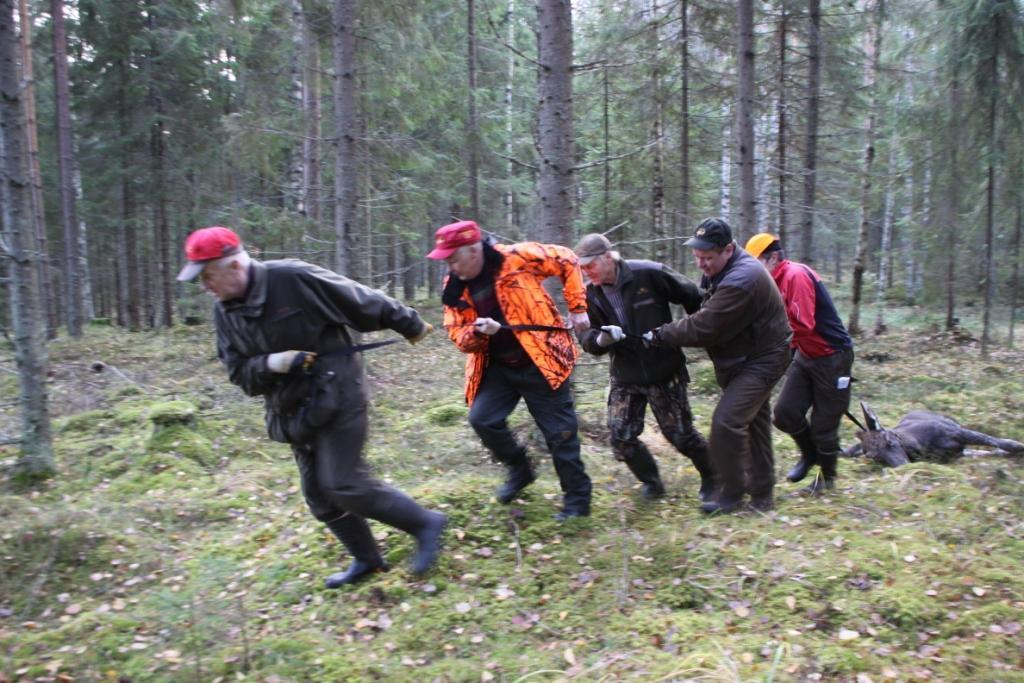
[785,596,796,610]
[838,628,859,641]
[563,648,576,665]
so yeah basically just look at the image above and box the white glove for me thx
[596,325,626,347]
[267,350,315,373]
[473,317,501,336]
[568,311,591,333]
[642,331,656,346]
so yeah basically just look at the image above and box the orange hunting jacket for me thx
[444,242,588,406]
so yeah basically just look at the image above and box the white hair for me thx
[209,249,251,271]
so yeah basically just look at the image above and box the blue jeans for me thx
[468,363,591,512]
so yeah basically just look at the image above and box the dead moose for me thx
[844,402,1024,467]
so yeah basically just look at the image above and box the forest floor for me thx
[1,299,1023,682]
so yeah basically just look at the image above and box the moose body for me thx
[847,403,1024,467]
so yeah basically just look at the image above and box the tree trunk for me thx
[535,0,574,244]
[848,0,883,337]
[145,2,172,328]
[331,0,360,278]
[17,0,55,338]
[117,59,141,331]
[1010,155,1022,349]
[874,134,897,335]
[504,0,515,230]
[980,51,998,357]
[736,0,756,240]
[302,6,322,224]
[0,0,54,480]
[649,0,665,262]
[799,0,821,263]
[719,104,731,217]
[52,0,83,336]
[776,1,788,244]
[678,0,690,267]
[288,0,305,214]
[466,0,480,221]
[944,72,961,331]
[602,66,610,230]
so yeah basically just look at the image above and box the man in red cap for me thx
[178,226,446,587]
[427,221,593,521]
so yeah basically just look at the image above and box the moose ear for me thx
[861,401,884,432]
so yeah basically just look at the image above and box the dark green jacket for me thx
[214,259,425,442]
[579,259,702,386]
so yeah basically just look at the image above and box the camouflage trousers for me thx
[607,369,713,487]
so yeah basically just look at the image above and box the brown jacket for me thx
[443,242,587,405]
[656,246,791,368]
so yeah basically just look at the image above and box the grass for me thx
[1,299,1023,682]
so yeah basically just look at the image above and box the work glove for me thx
[568,311,591,333]
[408,321,434,345]
[267,350,316,374]
[641,330,660,348]
[473,317,501,336]
[596,325,626,347]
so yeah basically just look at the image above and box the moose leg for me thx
[959,428,1024,455]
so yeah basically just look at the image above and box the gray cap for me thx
[573,233,612,265]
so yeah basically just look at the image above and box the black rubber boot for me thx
[802,449,837,495]
[621,446,665,499]
[554,507,590,522]
[496,455,537,504]
[749,494,774,512]
[365,494,447,577]
[786,428,819,483]
[409,511,448,576]
[324,514,388,589]
[700,494,744,515]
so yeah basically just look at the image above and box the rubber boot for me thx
[324,514,388,589]
[366,493,447,577]
[802,449,837,496]
[786,428,819,483]
[496,452,537,504]
[699,494,744,515]
[621,446,665,499]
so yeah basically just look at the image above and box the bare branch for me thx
[573,141,658,171]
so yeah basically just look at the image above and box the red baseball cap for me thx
[177,226,242,281]
[426,220,482,260]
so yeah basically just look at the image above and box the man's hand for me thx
[568,311,590,333]
[408,321,434,345]
[473,317,501,336]
[596,325,626,347]
[267,350,316,374]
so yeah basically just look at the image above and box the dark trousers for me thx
[468,362,592,511]
[291,373,432,563]
[607,369,712,483]
[712,347,791,501]
[772,347,854,454]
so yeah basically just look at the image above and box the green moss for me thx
[424,403,467,426]
[58,409,113,433]
[146,424,216,467]
[147,400,198,428]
